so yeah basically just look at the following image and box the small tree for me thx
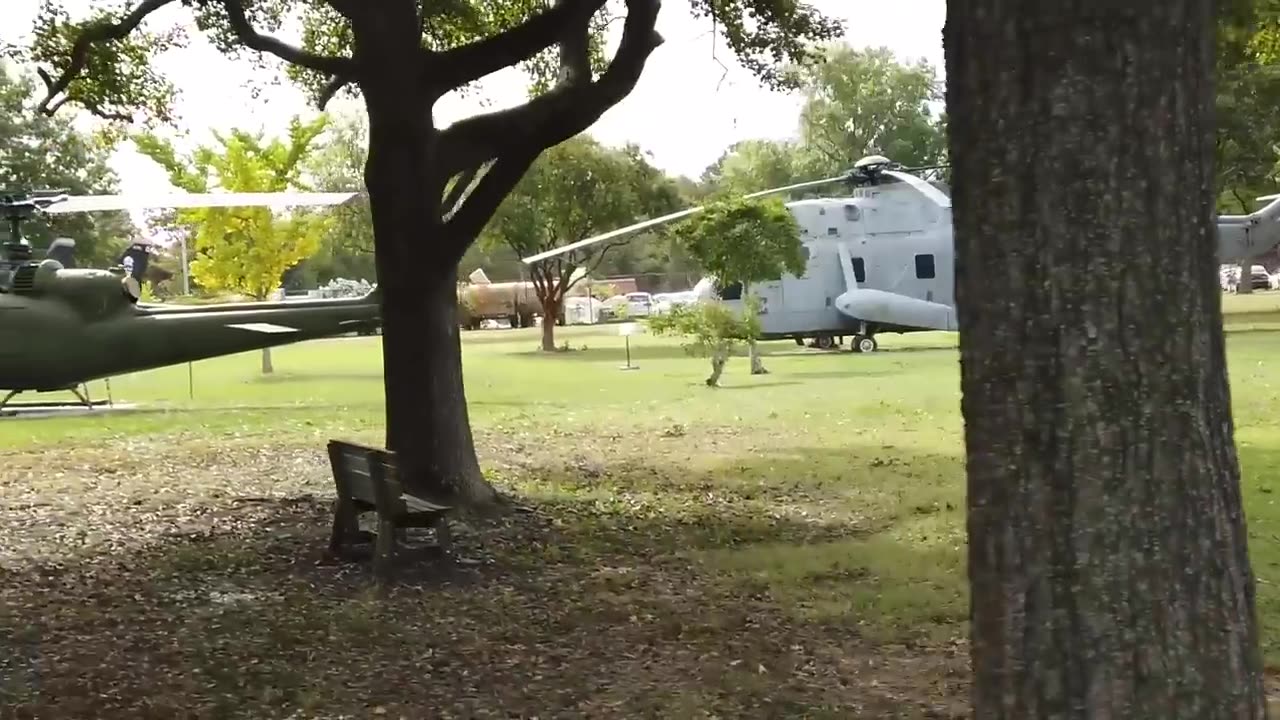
[134,115,332,373]
[673,195,804,374]
[647,298,760,387]
[484,134,680,351]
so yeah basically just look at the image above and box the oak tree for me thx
[673,195,803,376]
[483,133,681,351]
[946,1,1266,715]
[21,0,842,505]
[134,115,331,373]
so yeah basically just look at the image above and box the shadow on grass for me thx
[0,442,971,720]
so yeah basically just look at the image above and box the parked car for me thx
[1222,264,1270,292]
[624,292,653,317]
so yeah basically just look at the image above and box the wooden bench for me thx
[326,439,454,584]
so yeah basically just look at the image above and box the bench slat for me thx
[327,439,453,513]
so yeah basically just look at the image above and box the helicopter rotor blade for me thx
[521,207,704,264]
[520,174,849,265]
[39,191,361,214]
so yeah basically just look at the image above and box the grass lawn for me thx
[3,291,1280,717]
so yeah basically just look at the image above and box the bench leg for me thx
[328,497,360,558]
[373,516,397,585]
[432,514,453,556]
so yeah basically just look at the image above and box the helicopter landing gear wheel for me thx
[852,334,878,353]
[795,337,805,347]
[813,335,835,350]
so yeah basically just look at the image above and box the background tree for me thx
[0,62,137,267]
[134,115,332,374]
[945,1,1266,715]
[1215,0,1280,288]
[788,43,945,177]
[700,138,808,196]
[672,195,803,375]
[296,111,376,286]
[17,0,846,506]
[483,133,681,351]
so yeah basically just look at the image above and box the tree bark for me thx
[747,340,767,375]
[541,296,560,351]
[376,271,495,505]
[945,2,1265,717]
[1239,259,1254,294]
[706,346,728,387]
[357,22,498,507]
[260,347,273,375]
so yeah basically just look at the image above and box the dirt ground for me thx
[0,430,970,719]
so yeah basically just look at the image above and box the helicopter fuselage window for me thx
[827,227,838,236]
[914,253,936,280]
[717,280,744,300]
[843,204,861,222]
[851,257,867,283]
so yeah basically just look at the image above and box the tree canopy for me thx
[0,62,137,267]
[674,195,804,290]
[133,114,331,301]
[699,43,946,200]
[482,133,681,349]
[18,0,845,284]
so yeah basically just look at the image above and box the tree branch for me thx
[218,0,354,76]
[582,238,630,279]
[428,0,607,91]
[35,0,181,116]
[445,152,542,255]
[317,74,353,109]
[436,0,664,179]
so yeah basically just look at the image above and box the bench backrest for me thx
[327,439,406,515]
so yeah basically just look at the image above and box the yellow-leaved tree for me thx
[135,115,332,374]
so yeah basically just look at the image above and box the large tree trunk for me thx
[541,296,560,351]
[945,2,1265,717]
[357,25,499,507]
[377,272,495,506]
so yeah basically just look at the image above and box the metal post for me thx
[179,236,191,295]
[181,236,194,390]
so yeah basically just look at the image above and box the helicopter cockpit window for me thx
[915,253,936,280]
[716,280,744,300]
[843,204,861,222]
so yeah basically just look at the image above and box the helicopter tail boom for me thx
[1217,195,1280,264]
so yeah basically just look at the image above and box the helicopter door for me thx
[779,244,827,314]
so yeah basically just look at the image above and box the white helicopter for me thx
[523,154,1280,352]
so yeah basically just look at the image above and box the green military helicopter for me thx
[0,189,380,409]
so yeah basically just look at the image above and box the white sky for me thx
[3,0,945,193]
